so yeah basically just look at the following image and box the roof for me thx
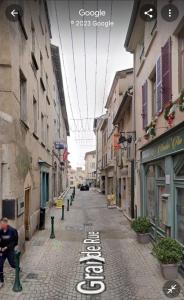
[124,0,140,51]
[113,86,133,125]
[51,44,70,136]
[84,150,96,160]
[93,114,107,133]
[105,68,133,109]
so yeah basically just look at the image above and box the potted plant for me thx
[152,237,183,280]
[131,217,151,244]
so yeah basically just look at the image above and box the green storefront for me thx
[140,122,184,244]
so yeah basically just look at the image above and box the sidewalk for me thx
[0,190,184,300]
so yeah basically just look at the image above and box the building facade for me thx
[93,115,107,192]
[125,0,184,241]
[68,167,85,187]
[84,150,96,186]
[100,69,133,209]
[0,0,69,249]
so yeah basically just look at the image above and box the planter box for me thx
[161,263,178,280]
[136,233,150,244]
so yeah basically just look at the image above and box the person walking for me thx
[0,217,18,288]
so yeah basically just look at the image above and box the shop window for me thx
[157,161,165,178]
[146,165,156,223]
[158,185,166,230]
[176,188,184,243]
[174,154,184,178]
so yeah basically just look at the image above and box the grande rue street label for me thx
[76,231,106,295]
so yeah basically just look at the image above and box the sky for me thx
[48,0,133,169]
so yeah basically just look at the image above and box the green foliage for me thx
[152,237,183,264]
[131,217,151,234]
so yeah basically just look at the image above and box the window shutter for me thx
[161,37,172,106]
[156,56,162,113]
[142,80,148,129]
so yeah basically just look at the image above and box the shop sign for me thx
[142,128,184,163]
[55,142,65,150]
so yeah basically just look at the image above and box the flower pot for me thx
[136,233,150,244]
[160,263,178,280]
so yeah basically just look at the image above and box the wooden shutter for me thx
[156,56,162,113]
[142,81,148,129]
[161,37,172,106]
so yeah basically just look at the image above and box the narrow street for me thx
[0,189,183,300]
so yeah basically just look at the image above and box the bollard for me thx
[73,186,75,197]
[50,216,55,239]
[67,199,70,211]
[12,251,22,292]
[70,195,72,206]
[72,191,75,200]
[61,204,64,220]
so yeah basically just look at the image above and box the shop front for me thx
[141,122,184,244]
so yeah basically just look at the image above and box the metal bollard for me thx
[67,199,70,211]
[12,251,22,292]
[61,204,65,220]
[70,195,72,206]
[73,186,75,197]
[50,216,55,239]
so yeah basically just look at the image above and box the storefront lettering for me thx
[142,130,184,163]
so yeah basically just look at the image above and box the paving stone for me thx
[0,190,184,299]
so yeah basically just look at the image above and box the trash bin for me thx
[39,207,46,230]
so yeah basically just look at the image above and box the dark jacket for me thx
[0,225,18,251]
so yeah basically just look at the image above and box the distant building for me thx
[68,167,85,187]
[100,69,133,209]
[93,115,107,193]
[84,150,96,186]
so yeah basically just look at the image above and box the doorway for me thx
[24,188,30,240]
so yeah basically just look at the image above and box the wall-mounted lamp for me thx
[118,132,135,150]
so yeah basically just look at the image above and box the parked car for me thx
[80,184,89,191]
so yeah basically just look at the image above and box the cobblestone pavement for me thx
[0,189,184,300]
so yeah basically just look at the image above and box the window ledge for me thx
[20,119,29,130]
[31,52,39,70]
[41,142,46,148]
[33,132,39,140]
[40,77,46,91]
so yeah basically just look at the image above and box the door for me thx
[24,188,30,240]
[176,187,184,243]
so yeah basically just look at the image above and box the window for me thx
[179,28,184,91]
[142,80,148,129]
[31,21,35,53]
[146,165,156,223]
[41,113,45,144]
[33,97,37,134]
[20,70,27,124]
[40,52,43,78]
[161,37,172,106]
[150,68,156,116]
[158,185,166,230]
[46,124,49,146]
[156,56,162,113]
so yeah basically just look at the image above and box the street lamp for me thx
[118,132,135,150]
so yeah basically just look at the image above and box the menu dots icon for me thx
[161,4,179,22]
